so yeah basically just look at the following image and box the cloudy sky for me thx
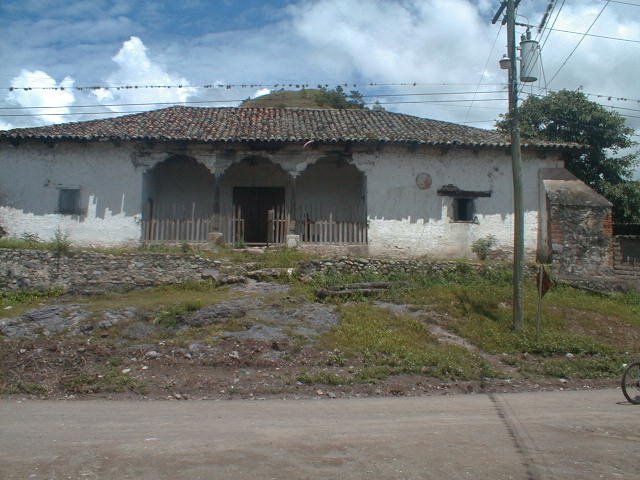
[1,0,638,156]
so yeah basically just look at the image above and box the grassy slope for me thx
[2,252,639,396]
[240,89,330,108]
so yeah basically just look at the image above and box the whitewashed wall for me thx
[352,146,564,258]
[0,141,143,245]
[1,140,564,256]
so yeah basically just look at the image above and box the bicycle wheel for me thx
[621,362,640,405]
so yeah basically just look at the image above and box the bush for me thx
[471,235,497,260]
[51,227,72,256]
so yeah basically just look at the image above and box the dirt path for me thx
[1,389,637,479]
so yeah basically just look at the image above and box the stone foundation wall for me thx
[297,257,491,277]
[0,248,221,294]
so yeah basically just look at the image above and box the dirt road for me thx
[1,388,638,479]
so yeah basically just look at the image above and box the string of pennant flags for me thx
[6,82,451,92]
[5,81,639,105]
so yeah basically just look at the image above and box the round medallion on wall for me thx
[415,173,432,190]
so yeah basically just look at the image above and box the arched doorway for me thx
[218,156,292,244]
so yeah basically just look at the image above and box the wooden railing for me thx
[228,205,245,246]
[267,205,290,245]
[142,216,219,243]
[141,202,368,245]
[302,214,367,244]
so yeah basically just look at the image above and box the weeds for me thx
[0,288,65,312]
[321,304,491,381]
[62,367,145,394]
[471,235,497,260]
[153,302,203,328]
[2,381,47,395]
[51,227,72,256]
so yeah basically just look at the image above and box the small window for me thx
[453,198,474,222]
[58,188,81,215]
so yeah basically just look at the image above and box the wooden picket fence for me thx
[267,205,290,245]
[227,205,245,246]
[142,216,219,243]
[302,213,367,244]
[141,202,368,245]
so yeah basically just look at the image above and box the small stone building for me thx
[0,106,613,270]
[539,169,613,275]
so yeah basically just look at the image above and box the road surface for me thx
[1,388,638,479]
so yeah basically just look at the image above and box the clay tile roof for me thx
[0,106,579,149]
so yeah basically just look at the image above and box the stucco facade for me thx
[0,137,564,257]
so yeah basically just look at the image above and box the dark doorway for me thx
[233,187,285,243]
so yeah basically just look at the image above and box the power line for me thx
[539,0,566,51]
[544,27,640,43]
[0,98,510,118]
[545,1,610,88]
[2,81,509,92]
[464,23,504,124]
[0,91,506,111]
[601,0,640,6]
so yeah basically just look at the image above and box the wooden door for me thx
[232,187,285,243]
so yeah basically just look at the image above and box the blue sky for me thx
[1,0,639,174]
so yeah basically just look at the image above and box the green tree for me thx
[313,86,365,109]
[497,89,639,222]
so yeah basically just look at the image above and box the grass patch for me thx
[77,281,229,313]
[0,288,65,316]
[321,304,492,381]
[0,237,51,250]
[518,355,627,379]
[153,301,202,328]
[2,381,47,395]
[62,367,145,394]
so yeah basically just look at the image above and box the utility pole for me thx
[494,0,525,332]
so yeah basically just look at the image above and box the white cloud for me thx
[1,0,637,136]
[0,120,14,130]
[252,88,271,98]
[93,36,196,113]
[6,70,76,124]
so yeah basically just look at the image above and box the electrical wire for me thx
[463,23,504,124]
[0,98,510,118]
[539,0,566,52]
[545,1,611,88]
[0,90,506,111]
[544,27,640,43]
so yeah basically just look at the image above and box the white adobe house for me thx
[0,106,606,262]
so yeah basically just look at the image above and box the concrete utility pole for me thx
[494,0,525,332]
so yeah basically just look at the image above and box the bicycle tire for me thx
[621,362,640,405]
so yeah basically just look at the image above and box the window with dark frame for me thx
[436,184,491,223]
[453,198,474,222]
[58,188,81,215]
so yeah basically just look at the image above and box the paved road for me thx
[1,389,638,479]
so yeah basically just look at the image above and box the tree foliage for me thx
[313,86,366,109]
[497,89,639,222]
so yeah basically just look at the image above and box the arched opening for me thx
[218,156,292,244]
[295,156,367,243]
[141,156,217,242]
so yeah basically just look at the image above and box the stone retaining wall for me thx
[297,257,490,277]
[0,248,221,294]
